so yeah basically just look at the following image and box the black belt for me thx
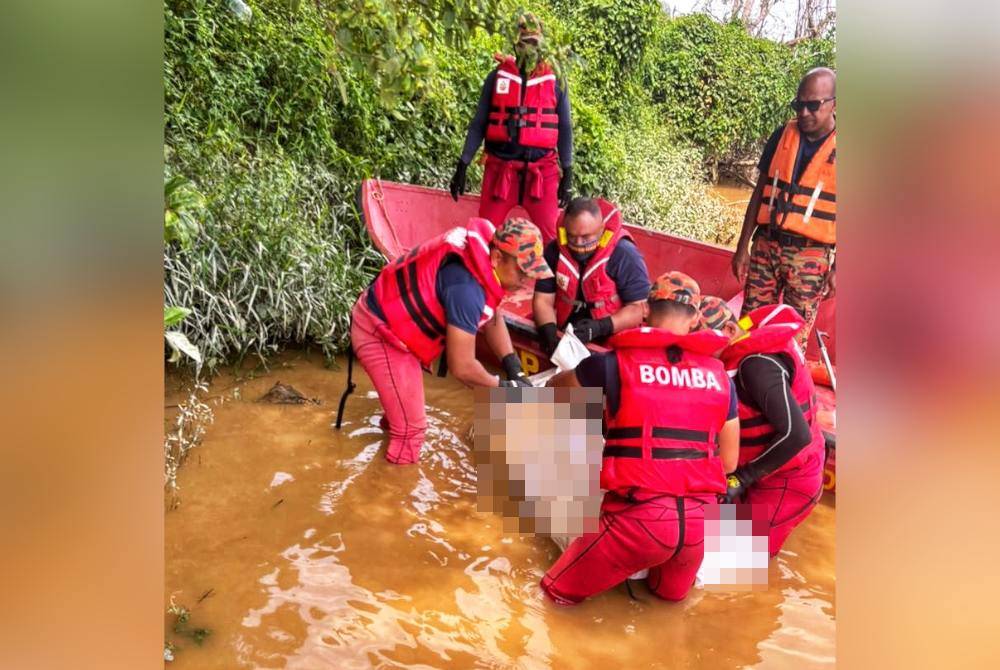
[758,225,834,248]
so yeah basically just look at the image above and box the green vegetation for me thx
[164,0,833,369]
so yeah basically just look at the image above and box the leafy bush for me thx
[164,0,833,370]
[647,14,835,163]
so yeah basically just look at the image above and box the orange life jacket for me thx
[486,56,559,149]
[553,201,632,328]
[757,120,836,244]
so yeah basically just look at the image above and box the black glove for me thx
[719,466,758,504]
[573,316,612,344]
[538,322,560,357]
[449,159,468,201]
[557,164,573,208]
[500,353,532,387]
[499,376,532,388]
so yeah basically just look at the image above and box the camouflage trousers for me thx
[741,233,834,350]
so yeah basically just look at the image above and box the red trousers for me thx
[746,449,825,555]
[349,293,427,464]
[541,492,714,605]
[479,152,561,243]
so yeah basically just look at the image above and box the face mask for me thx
[515,40,540,73]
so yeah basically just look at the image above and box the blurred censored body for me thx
[541,326,737,604]
[733,69,837,349]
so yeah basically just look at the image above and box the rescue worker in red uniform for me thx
[731,67,837,350]
[449,12,572,242]
[349,218,552,465]
[697,297,826,555]
[533,197,650,352]
[540,272,740,604]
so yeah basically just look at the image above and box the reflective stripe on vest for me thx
[600,329,730,496]
[485,56,559,149]
[756,120,837,244]
[554,203,629,327]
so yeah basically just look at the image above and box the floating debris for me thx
[257,382,320,405]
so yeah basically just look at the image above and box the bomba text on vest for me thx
[637,364,723,391]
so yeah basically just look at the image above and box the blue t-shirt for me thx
[535,238,651,323]
[366,256,486,335]
[575,351,738,421]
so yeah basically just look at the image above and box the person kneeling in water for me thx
[539,272,740,604]
[697,297,826,556]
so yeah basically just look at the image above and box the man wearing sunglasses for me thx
[731,67,837,350]
[533,197,651,354]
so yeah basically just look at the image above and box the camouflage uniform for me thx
[741,230,833,350]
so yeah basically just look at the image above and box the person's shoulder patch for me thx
[496,78,510,95]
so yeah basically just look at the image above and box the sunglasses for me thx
[790,97,835,113]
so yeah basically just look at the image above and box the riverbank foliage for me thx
[164,0,833,369]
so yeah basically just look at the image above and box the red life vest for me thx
[601,327,732,497]
[720,304,826,476]
[553,201,632,328]
[371,218,505,367]
[486,55,559,149]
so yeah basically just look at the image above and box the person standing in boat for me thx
[731,68,837,350]
[697,296,826,555]
[448,12,572,243]
[350,217,551,465]
[539,272,740,605]
[532,197,650,353]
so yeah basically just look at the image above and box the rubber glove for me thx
[557,165,573,208]
[720,466,758,504]
[537,322,560,357]
[572,316,612,344]
[449,159,468,201]
[501,353,532,387]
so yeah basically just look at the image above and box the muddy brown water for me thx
[165,350,835,669]
[709,180,755,248]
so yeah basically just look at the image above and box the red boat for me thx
[359,179,837,493]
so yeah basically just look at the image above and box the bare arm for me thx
[732,178,766,282]
[609,301,645,333]
[719,417,740,474]
[533,290,557,326]
[446,325,500,388]
[546,369,581,388]
[481,311,515,360]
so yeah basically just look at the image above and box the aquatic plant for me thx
[164,382,213,490]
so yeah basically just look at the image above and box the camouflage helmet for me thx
[514,11,544,42]
[493,217,553,279]
[698,295,736,331]
[649,270,701,307]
